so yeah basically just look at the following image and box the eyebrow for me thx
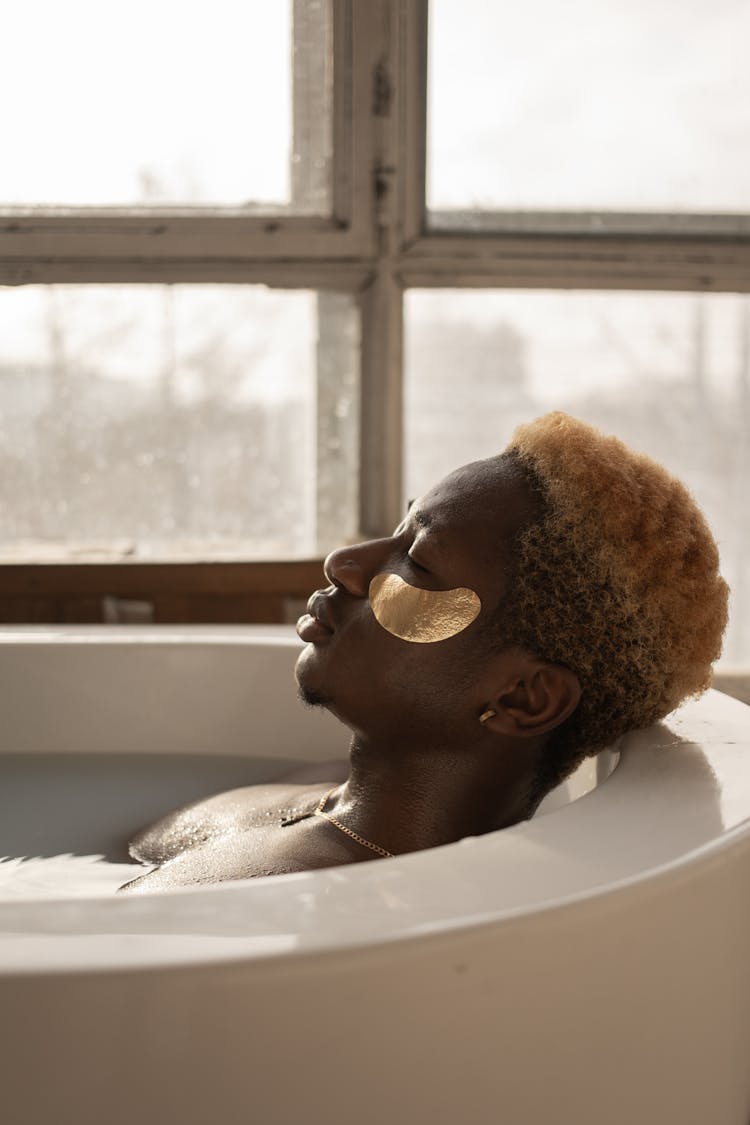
[408,507,449,562]
[411,507,433,532]
[397,503,437,541]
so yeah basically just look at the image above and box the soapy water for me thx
[0,854,152,900]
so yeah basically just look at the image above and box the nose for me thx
[323,537,393,598]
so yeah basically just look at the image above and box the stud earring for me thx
[479,708,496,725]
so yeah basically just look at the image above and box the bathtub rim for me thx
[0,811,748,980]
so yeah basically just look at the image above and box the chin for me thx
[296,685,329,708]
[294,645,330,708]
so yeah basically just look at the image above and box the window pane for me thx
[2,0,332,212]
[428,0,750,215]
[0,285,359,558]
[405,289,750,660]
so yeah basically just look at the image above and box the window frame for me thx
[1,0,749,622]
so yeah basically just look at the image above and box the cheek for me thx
[376,644,480,741]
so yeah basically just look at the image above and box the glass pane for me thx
[405,289,750,660]
[2,0,331,212]
[428,0,750,215]
[0,285,358,559]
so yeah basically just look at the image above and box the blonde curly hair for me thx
[496,412,729,796]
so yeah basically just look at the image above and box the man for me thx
[120,413,728,892]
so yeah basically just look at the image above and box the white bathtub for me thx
[1,626,749,1125]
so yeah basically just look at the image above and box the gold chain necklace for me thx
[315,787,393,859]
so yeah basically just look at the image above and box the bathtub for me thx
[1,626,749,1125]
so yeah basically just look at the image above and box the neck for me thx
[331,730,543,855]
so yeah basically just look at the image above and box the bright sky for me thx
[2,0,291,205]
[429,0,750,211]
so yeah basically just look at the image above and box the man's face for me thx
[294,456,536,744]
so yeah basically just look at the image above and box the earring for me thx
[479,708,496,725]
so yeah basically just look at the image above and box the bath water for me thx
[0,751,301,900]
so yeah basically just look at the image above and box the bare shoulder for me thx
[128,781,334,865]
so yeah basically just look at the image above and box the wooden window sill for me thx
[0,560,326,625]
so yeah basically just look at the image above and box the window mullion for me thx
[358,270,404,539]
[352,0,417,539]
[399,230,750,293]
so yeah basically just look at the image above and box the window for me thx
[427,0,750,215]
[3,2,311,210]
[0,284,358,559]
[2,0,749,653]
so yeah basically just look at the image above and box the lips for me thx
[306,591,335,632]
[296,590,336,643]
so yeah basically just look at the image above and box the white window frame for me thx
[1,0,749,551]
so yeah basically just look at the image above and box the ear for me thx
[480,652,581,739]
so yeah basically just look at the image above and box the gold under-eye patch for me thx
[369,572,481,643]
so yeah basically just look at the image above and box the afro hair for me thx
[496,412,729,797]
